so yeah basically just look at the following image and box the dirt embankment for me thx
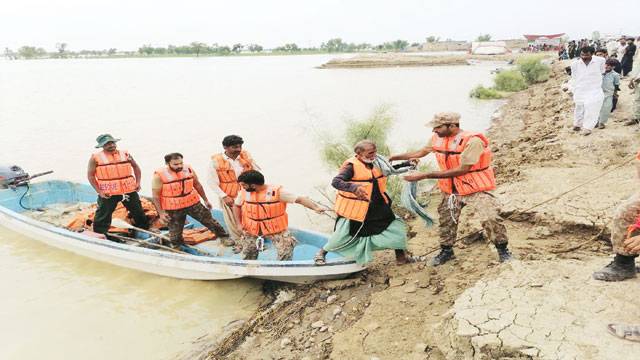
[318,52,544,69]
[190,63,640,360]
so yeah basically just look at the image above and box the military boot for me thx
[430,246,455,266]
[593,255,637,282]
[496,244,512,263]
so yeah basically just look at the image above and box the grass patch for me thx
[517,55,551,84]
[469,85,504,99]
[494,70,527,92]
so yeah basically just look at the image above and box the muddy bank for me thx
[318,52,536,69]
[193,63,640,360]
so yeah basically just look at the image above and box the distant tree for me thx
[107,48,117,56]
[380,40,409,51]
[248,44,263,52]
[592,31,601,41]
[476,34,492,42]
[321,38,348,52]
[275,43,301,52]
[232,43,244,53]
[190,42,206,56]
[55,42,68,58]
[4,47,17,60]
[138,44,154,55]
[216,45,231,55]
[18,46,38,59]
[410,42,421,47]
[426,36,440,43]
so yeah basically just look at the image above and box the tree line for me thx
[5,35,495,60]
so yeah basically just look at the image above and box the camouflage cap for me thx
[426,112,461,128]
[95,134,120,148]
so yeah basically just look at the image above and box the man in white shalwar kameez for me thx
[568,46,605,136]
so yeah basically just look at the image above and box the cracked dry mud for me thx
[436,258,640,360]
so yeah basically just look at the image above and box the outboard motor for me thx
[0,164,30,189]
[0,164,53,189]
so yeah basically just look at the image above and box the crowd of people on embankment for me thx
[562,41,639,136]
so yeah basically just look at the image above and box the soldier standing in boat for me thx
[233,170,325,260]
[208,135,260,243]
[151,153,231,249]
[87,134,149,237]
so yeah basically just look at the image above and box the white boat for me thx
[0,180,364,284]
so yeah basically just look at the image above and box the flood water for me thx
[0,54,503,359]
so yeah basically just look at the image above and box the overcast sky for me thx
[1,0,637,51]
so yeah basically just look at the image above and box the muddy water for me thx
[0,54,502,359]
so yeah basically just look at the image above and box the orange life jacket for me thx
[212,150,254,198]
[93,150,137,195]
[334,157,388,222]
[239,185,288,236]
[156,165,201,211]
[431,131,496,195]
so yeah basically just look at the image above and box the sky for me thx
[0,0,637,51]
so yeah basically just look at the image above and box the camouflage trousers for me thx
[167,202,231,247]
[240,231,297,261]
[611,192,640,256]
[437,192,509,247]
[633,88,640,120]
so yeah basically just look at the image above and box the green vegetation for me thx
[5,37,419,60]
[17,46,47,59]
[469,85,504,99]
[318,105,406,203]
[476,34,492,42]
[426,36,440,43]
[516,55,551,84]
[471,55,550,99]
[493,70,527,92]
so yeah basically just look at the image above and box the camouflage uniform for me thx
[240,231,297,261]
[167,202,231,247]
[633,88,640,120]
[610,192,640,256]
[436,192,509,246]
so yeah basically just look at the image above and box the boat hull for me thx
[0,181,364,284]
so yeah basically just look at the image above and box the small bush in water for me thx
[469,85,503,99]
[517,55,550,84]
[494,70,527,92]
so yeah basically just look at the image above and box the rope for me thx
[18,183,44,212]
[447,194,460,224]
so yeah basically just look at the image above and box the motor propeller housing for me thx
[0,164,30,188]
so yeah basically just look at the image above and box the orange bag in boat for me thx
[66,197,160,234]
[183,228,217,245]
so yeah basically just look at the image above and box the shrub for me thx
[469,85,503,99]
[317,104,408,204]
[517,55,550,84]
[494,70,527,92]
[320,104,394,170]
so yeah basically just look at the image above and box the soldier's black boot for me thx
[496,243,512,263]
[593,254,637,282]
[430,246,455,266]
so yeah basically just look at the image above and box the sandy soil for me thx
[191,63,640,360]
[318,52,548,69]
